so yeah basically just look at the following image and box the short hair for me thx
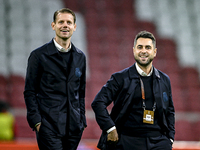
[53,8,76,24]
[134,31,156,48]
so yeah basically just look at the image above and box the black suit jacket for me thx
[24,40,87,136]
[92,64,175,149]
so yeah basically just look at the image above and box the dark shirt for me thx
[56,50,72,134]
[59,51,72,64]
[122,75,161,137]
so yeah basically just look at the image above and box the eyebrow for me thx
[137,44,152,47]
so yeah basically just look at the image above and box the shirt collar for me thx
[53,39,71,52]
[135,63,153,76]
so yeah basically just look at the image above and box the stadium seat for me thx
[7,75,26,108]
[0,75,8,101]
[175,120,194,141]
[15,116,36,138]
[82,119,101,139]
[192,121,200,141]
[172,88,187,112]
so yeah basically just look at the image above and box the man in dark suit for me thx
[92,31,175,150]
[24,8,87,150]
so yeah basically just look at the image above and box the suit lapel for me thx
[153,68,163,119]
[114,65,140,124]
[67,44,81,82]
[46,40,68,71]
[46,40,79,81]
[115,78,139,123]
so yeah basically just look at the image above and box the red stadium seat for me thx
[0,75,8,101]
[15,116,36,139]
[7,75,26,108]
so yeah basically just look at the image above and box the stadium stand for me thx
[0,0,200,149]
[0,75,8,101]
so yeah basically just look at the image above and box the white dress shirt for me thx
[53,39,71,52]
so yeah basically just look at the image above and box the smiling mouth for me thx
[140,55,148,59]
[61,30,69,33]
[139,55,148,62]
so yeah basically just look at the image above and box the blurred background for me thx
[0,0,200,149]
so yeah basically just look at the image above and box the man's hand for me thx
[36,124,41,132]
[107,129,119,144]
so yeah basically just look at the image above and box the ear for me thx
[73,23,77,31]
[51,22,55,30]
[132,47,135,54]
[154,48,157,57]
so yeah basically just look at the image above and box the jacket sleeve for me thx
[91,74,121,132]
[24,51,42,129]
[166,77,175,140]
[79,56,87,128]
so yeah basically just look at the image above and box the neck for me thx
[55,37,71,49]
[138,63,152,75]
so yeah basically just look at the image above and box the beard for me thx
[134,54,154,67]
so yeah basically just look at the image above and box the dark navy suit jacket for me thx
[24,39,87,136]
[92,64,175,149]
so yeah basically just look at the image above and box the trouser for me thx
[107,134,172,150]
[36,125,83,150]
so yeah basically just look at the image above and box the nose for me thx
[141,48,147,53]
[63,21,68,27]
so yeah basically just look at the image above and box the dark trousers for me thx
[36,125,83,150]
[107,134,172,150]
